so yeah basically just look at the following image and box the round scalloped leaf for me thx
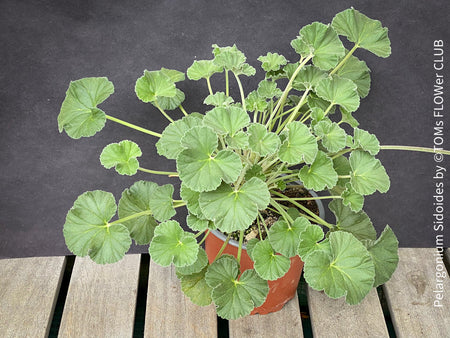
[244,164,266,182]
[332,8,391,58]
[349,150,390,195]
[203,106,250,136]
[299,151,338,191]
[179,267,212,306]
[353,128,380,155]
[292,65,327,91]
[226,131,249,150]
[100,140,142,176]
[212,44,248,73]
[257,80,282,99]
[153,88,185,111]
[149,220,199,267]
[159,68,185,83]
[118,181,159,245]
[363,225,399,287]
[246,91,269,112]
[304,231,375,305]
[186,214,214,232]
[314,120,347,153]
[156,115,203,160]
[180,184,203,217]
[307,92,336,115]
[336,54,371,98]
[63,190,131,264]
[329,199,376,241]
[279,122,318,165]
[341,182,365,212]
[205,255,239,288]
[204,92,234,107]
[269,217,311,257]
[58,77,113,139]
[257,52,288,72]
[339,106,360,127]
[148,183,176,222]
[252,240,291,280]
[246,238,260,261]
[187,60,223,80]
[247,123,281,156]
[176,248,209,276]
[296,22,345,70]
[199,178,270,233]
[315,76,360,113]
[135,70,177,103]
[297,224,325,259]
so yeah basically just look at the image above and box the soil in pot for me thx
[204,186,322,315]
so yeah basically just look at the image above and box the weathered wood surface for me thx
[0,256,65,337]
[383,248,450,337]
[145,260,217,338]
[308,287,389,337]
[58,255,140,338]
[229,293,303,338]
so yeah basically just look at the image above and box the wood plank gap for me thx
[376,286,397,338]
[297,273,313,338]
[133,254,150,338]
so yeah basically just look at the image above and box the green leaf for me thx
[307,92,335,115]
[176,248,209,275]
[118,181,158,245]
[177,126,242,192]
[353,128,380,155]
[149,220,199,267]
[244,164,266,181]
[257,80,282,99]
[341,182,365,212]
[148,183,176,222]
[279,122,318,164]
[349,150,390,195]
[154,88,185,110]
[204,92,234,107]
[257,52,288,72]
[135,70,177,103]
[205,255,268,320]
[187,60,223,80]
[314,120,347,153]
[159,68,185,83]
[247,123,281,156]
[100,140,142,176]
[304,231,375,305]
[246,238,259,261]
[199,178,270,233]
[203,106,250,136]
[156,115,203,160]
[363,225,399,287]
[179,267,212,306]
[186,214,213,232]
[252,240,291,280]
[226,131,249,150]
[297,224,325,259]
[246,91,269,112]
[329,199,376,241]
[180,184,203,217]
[336,54,371,98]
[269,217,311,257]
[316,76,360,112]
[299,151,338,191]
[58,77,113,139]
[330,155,352,195]
[292,65,327,91]
[63,190,131,264]
[294,22,345,70]
[332,8,391,58]
[212,44,255,76]
[339,106,360,128]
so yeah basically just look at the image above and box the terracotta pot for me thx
[204,189,325,315]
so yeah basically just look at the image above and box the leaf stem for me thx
[138,167,179,176]
[233,72,247,111]
[214,234,232,262]
[237,230,244,264]
[206,77,214,96]
[105,115,162,137]
[179,104,188,116]
[154,101,174,123]
[225,71,229,96]
[109,209,153,226]
[198,230,210,246]
[273,195,341,201]
[330,44,359,75]
[380,145,450,155]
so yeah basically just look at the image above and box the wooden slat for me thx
[229,293,303,337]
[383,248,450,337]
[0,256,65,337]
[308,287,388,337]
[145,260,217,338]
[58,254,140,337]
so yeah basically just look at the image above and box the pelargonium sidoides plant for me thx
[57,8,449,320]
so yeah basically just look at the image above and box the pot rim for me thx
[210,184,326,249]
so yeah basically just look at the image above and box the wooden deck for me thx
[1,248,449,337]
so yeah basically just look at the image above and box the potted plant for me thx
[57,8,449,320]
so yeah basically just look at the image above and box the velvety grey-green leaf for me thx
[212,44,246,72]
[257,80,282,99]
[58,77,113,139]
[179,267,212,306]
[252,240,291,280]
[160,68,185,83]
[204,92,234,107]
[156,114,203,159]
[154,88,185,111]
[297,224,325,259]
[63,190,131,264]
[269,217,311,257]
[304,231,375,305]
[199,178,270,233]
[341,182,365,212]
[246,91,268,112]
[315,76,360,112]
[314,120,347,153]
[186,214,213,232]
[180,184,203,217]
[226,131,249,150]
[336,54,371,98]
[135,70,176,103]
[339,107,360,128]
[203,106,250,136]
[349,150,390,195]
[257,52,288,72]
[118,181,158,245]
[279,122,318,164]
[353,128,380,155]
[292,65,327,91]
[149,220,199,267]
[187,60,223,80]
[176,248,209,275]
[246,238,260,261]
[247,123,280,156]
[364,225,399,287]
[332,8,391,57]
[100,140,142,176]
[299,151,338,191]
[205,255,239,289]
[329,199,376,241]
[148,184,175,222]
[244,164,266,181]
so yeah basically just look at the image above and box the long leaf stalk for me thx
[105,115,161,137]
